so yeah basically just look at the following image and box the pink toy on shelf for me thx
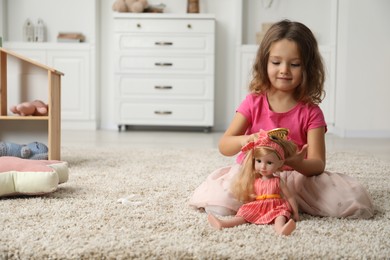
[9,100,48,116]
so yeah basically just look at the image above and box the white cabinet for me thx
[3,43,97,129]
[235,0,337,126]
[47,50,93,122]
[113,13,215,131]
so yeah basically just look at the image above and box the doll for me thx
[207,129,300,236]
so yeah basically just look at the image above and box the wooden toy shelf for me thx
[0,116,48,120]
[0,47,63,160]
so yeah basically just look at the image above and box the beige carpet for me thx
[0,145,389,259]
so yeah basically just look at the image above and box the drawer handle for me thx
[136,23,141,28]
[155,62,173,67]
[187,24,192,29]
[154,111,172,115]
[154,86,173,90]
[155,42,173,46]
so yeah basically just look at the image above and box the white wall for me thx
[0,0,6,40]
[4,0,96,43]
[242,0,333,46]
[335,0,390,137]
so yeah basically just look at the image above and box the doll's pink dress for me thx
[236,177,291,224]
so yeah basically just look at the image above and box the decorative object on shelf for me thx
[187,0,199,13]
[145,3,166,13]
[127,0,148,12]
[34,18,46,42]
[0,141,48,160]
[57,32,85,42]
[256,22,273,44]
[112,0,149,13]
[23,18,35,42]
[9,100,48,116]
[112,0,128,12]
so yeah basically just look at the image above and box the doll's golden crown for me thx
[267,128,289,140]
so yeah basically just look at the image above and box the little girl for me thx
[189,19,374,219]
[208,129,299,236]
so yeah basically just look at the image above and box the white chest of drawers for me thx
[113,13,215,131]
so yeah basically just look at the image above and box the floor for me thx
[61,130,390,163]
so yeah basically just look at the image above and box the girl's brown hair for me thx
[249,19,325,105]
[231,135,297,203]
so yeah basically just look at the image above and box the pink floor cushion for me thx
[0,156,68,197]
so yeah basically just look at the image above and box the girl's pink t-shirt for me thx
[236,93,327,163]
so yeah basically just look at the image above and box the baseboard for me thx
[99,123,214,133]
[61,120,97,130]
[329,126,390,138]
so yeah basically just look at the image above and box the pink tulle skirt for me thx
[189,164,374,219]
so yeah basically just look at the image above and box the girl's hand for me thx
[285,144,308,168]
[240,133,258,147]
[293,213,300,222]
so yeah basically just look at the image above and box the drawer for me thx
[116,75,214,99]
[115,54,214,74]
[114,18,215,34]
[117,100,214,126]
[115,34,214,53]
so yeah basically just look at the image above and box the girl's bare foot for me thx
[207,214,223,230]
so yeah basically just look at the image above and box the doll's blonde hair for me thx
[231,135,297,203]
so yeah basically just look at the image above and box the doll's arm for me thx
[284,127,326,176]
[280,178,299,221]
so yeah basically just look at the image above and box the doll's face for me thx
[254,152,283,178]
